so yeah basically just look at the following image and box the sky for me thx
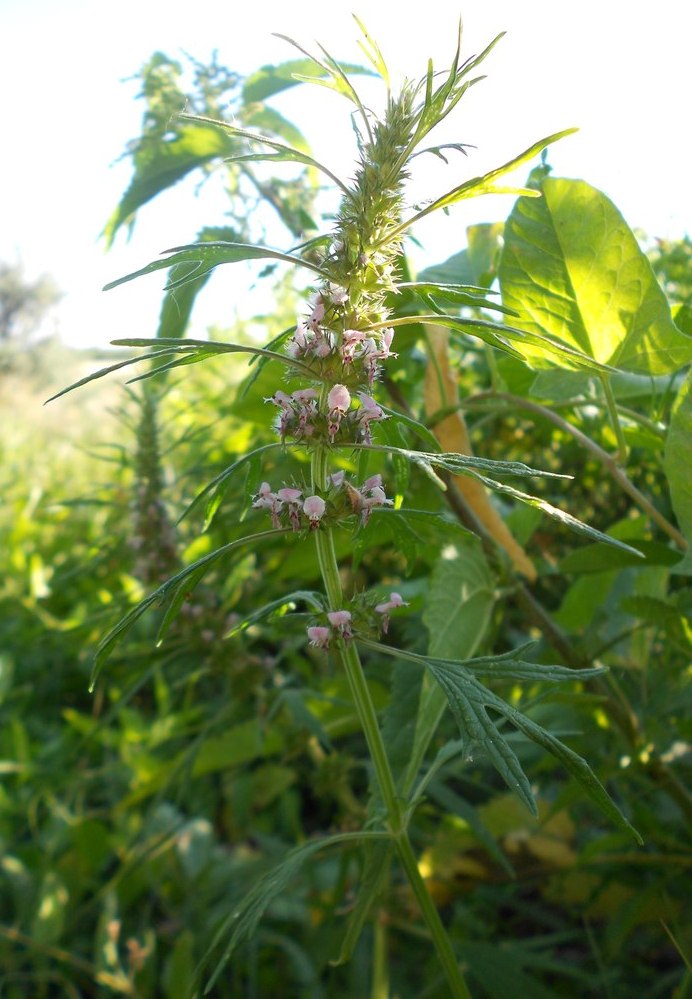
[1,0,691,349]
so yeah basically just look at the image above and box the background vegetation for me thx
[1,37,690,999]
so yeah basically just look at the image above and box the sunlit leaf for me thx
[103,125,230,247]
[500,177,692,373]
[388,130,577,240]
[180,113,348,192]
[242,57,374,103]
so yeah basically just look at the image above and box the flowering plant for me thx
[52,21,656,996]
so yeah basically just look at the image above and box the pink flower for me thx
[303,495,326,526]
[327,384,351,441]
[327,609,352,628]
[375,592,408,633]
[277,487,303,531]
[359,474,393,525]
[328,470,345,488]
[252,482,283,529]
[356,393,387,443]
[307,626,331,649]
[327,609,353,639]
[329,283,349,305]
[277,487,302,503]
[328,384,351,412]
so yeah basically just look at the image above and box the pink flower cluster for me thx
[307,609,353,649]
[265,384,387,446]
[265,388,319,441]
[252,482,326,530]
[284,280,396,388]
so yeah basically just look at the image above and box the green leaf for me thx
[422,539,495,662]
[103,125,231,246]
[352,508,475,570]
[178,442,285,527]
[155,225,239,339]
[89,529,285,689]
[330,840,392,966]
[560,540,683,574]
[179,113,348,192]
[224,590,324,638]
[103,240,330,292]
[418,222,505,290]
[398,281,514,315]
[360,638,638,840]
[385,313,616,372]
[424,655,638,839]
[664,371,692,574]
[499,177,692,373]
[388,130,577,240]
[201,832,388,992]
[242,57,375,103]
[45,340,316,403]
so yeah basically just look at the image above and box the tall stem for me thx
[310,444,472,998]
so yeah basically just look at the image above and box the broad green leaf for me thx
[620,595,692,653]
[103,240,330,292]
[458,941,564,999]
[382,658,424,784]
[422,538,495,661]
[499,177,692,373]
[201,831,388,992]
[664,370,692,574]
[103,125,230,247]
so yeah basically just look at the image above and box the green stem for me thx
[599,372,629,465]
[310,444,472,998]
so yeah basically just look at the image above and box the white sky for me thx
[1,0,690,348]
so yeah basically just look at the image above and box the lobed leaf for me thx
[360,639,640,841]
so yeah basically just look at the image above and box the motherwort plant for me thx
[54,23,644,996]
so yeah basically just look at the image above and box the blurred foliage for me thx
[1,40,691,999]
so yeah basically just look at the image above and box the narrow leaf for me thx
[201,832,388,992]
[90,530,285,689]
[104,241,329,292]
